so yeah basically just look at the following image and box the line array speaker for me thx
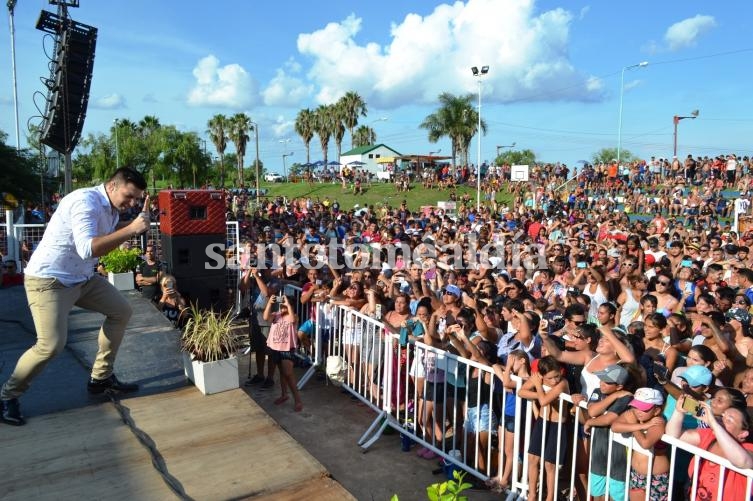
[36,11,97,153]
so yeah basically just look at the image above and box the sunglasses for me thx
[442,289,457,296]
[571,319,586,326]
[657,281,670,286]
[734,299,749,305]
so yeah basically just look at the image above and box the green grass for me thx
[255,180,513,211]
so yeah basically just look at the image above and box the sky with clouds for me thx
[2,0,752,173]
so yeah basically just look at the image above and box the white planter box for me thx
[108,271,134,291]
[182,352,239,395]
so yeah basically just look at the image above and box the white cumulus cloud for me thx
[296,0,602,107]
[273,115,294,138]
[92,93,126,109]
[262,66,314,107]
[664,15,716,51]
[187,55,258,108]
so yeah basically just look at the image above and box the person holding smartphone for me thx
[675,264,699,312]
[158,274,188,327]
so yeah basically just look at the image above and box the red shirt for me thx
[2,274,24,287]
[692,428,753,501]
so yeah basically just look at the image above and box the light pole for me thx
[8,0,20,151]
[250,121,260,203]
[617,61,648,165]
[113,118,120,169]
[673,110,699,158]
[496,143,516,159]
[471,65,489,211]
[282,152,294,180]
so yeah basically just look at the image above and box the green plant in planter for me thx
[181,303,238,362]
[99,247,142,274]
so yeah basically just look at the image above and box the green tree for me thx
[0,130,43,203]
[313,104,335,165]
[227,113,251,187]
[592,147,634,165]
[338,91,367,149]
[295,108,315,164]
[207,114,229,187]
[495,149,537,166]
[332,102,347,161]
[420,92,486,168]
[353,125,376,147]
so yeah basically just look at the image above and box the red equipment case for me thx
[158,190,226,236]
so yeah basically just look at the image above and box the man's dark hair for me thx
[564,303,585,320]
[503,298,525,313]
[738,268,753,284]
[109,167,147,190]
[640,294,658,307]
[707,263,724,274]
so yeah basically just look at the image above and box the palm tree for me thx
[313,104,335,165]
[207,114,228,187]
[332,103,346,160]
[353,125,376,147]
[339,91,367,149]
[294,109,315,164]
[227,113,250,186]
[419,92,486,168]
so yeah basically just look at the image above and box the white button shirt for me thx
[25,184,120,286]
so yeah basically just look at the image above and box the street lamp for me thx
[250,121,260,203]
[282,152,294,180]
[496,143,516,158]
[113,118,120,169]
[471,65,489,211]
[617,61,648,165]
[673,110,699,158]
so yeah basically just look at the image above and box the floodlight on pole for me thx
[471,65,489,211]
[496,143,516,158]
[617,61,648,165]
[282,152,294,180]
[673,109,699,158]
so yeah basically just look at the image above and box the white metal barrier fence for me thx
[312,301,753,500]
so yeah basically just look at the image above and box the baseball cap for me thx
[444,284,462,298]
[726,307,752,327]
[679,365,712,387]
[644,254,656,266]
[629,387,664,411]
[594,364,629,385]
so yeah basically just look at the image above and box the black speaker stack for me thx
[36,8,98,154]
[159,190,228,311]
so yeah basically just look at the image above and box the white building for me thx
[339,144,402,176]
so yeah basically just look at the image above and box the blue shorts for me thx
[590,472,626,501]
[465,403,498,433]
[298,319,314,337]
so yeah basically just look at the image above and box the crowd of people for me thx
[223,156,753,499]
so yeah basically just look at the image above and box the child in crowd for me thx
[611,388,669,501]
[585,364,634,501]
[263,294,303,412]
[488,349,531,492]
[520,355,570,501]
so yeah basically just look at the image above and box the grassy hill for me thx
[254,180,513,211]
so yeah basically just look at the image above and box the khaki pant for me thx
[1,274,132,400]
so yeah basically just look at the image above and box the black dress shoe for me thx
[87,374,139,394]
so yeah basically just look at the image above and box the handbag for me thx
[326,355,347,386]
